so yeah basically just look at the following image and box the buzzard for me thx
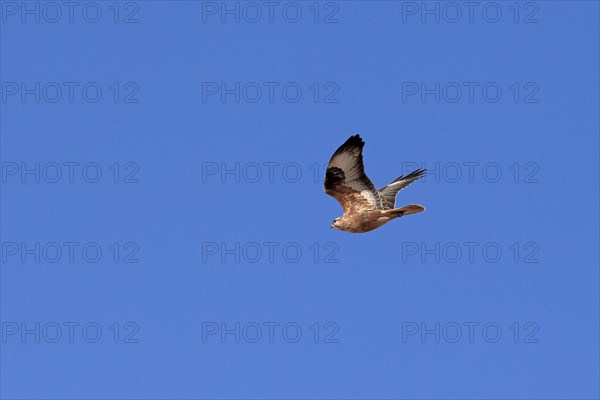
[324,134,426,233]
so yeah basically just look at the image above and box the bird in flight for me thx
[324,134,426,233]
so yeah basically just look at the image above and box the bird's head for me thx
[330,218,342,230]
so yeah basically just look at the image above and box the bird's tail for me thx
[387,204,425,218]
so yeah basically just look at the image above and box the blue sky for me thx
[1,1,599,399]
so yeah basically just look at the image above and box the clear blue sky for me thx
[1,1,599,399]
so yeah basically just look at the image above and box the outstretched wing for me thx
[324,134,381,213]
[378,168,427,210]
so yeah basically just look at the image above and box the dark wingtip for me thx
[326,134,364,173]
[392,168,427,183]
[346,134,363,146]
[336,134,364,153]
[329,134,365,161]
[408,168,427,178]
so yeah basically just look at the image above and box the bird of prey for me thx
[324,134,426,233]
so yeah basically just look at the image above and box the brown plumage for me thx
[324,134,426,233]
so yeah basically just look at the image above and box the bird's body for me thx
[324,134,426,233]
